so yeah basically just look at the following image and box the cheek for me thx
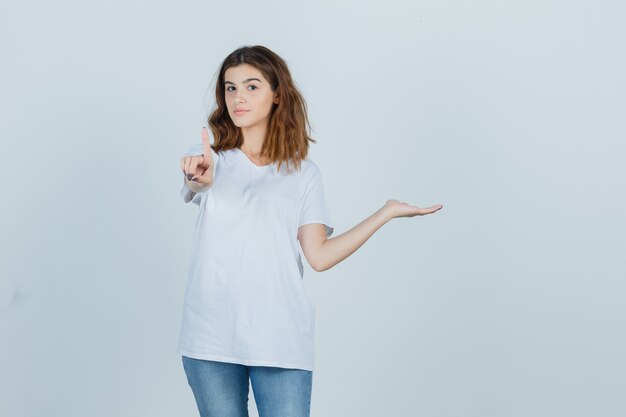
[262,95,276,109]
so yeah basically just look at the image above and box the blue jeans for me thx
[182,355,313,417]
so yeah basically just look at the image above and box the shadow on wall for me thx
[0,279,19,312]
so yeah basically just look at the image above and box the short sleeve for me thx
[180,143,219,206]
[297,165,334,237]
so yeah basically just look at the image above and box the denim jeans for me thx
[182,355,313,417]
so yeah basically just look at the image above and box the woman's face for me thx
[224,63,279,130]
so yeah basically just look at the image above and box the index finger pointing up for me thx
[201,126,213,164]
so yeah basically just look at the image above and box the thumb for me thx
[194,164,214,184]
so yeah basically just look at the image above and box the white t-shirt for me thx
[176,144,334,371]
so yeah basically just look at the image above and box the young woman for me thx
[178,45,443,417]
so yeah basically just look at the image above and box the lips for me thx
[234,109,248,116]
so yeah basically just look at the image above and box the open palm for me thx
[384,199,443,218]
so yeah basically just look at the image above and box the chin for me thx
[233,121,252,128]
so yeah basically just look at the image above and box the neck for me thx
[240,125,267,157]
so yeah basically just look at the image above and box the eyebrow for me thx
[224,78,262,85]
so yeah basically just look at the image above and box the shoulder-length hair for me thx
[207,45,317,174]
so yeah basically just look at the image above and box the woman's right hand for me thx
[180,127,215,188]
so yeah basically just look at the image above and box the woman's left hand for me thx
[383,199,443,219]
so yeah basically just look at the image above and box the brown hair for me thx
[207,45,317,174]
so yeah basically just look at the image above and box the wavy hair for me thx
[206,45,317,173]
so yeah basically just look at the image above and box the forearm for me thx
[317,206,392,272]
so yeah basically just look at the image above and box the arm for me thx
[181,177,212,204]
[298,206,391,272]
[298,200,443,272]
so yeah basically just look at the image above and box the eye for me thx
[225,85,258,92]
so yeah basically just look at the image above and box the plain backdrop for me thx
[1,1,625,416]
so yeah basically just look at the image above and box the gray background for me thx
[1,0,625,416]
